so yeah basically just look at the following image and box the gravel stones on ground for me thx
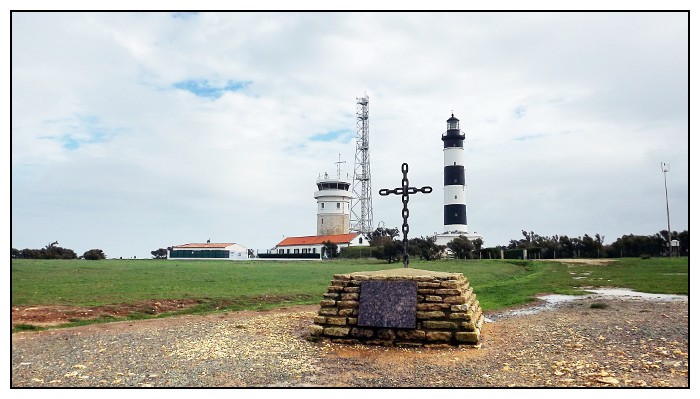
[12,296,688,387]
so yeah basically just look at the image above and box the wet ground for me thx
[12,287,688,387]
[486,288,687,321]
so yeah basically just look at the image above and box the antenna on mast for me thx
[335,154,345,179]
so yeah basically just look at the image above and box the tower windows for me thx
[337,203,340,209]
[321,203,325,209]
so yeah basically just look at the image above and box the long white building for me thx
[167,242,249,260]
[273,233,369,257]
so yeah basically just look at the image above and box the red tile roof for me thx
[276,233,360,247]
[173,243,236,249]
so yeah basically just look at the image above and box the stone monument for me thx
[308,268,483,347]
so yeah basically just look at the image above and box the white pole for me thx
[661,162,672,256]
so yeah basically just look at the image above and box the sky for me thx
[9,9,691,259]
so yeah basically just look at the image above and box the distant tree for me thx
[19,248,38,259]
[369,227,400,247]
[447,235,475,259]
[151,248,167,259]
[374,240,403,263]
[13,242,77,259]
[408,236,445,261]
[248,249,256,258]
[609,234,664,258]
[678,230,690,256]
[11,248,20,258]
[594,234,606,258]
[83,249,106,260]
[321,241,338,259]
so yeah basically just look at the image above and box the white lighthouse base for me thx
[434,232,483,247]
[434,232,485,259]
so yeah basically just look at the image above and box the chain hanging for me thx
[379,163,432,267]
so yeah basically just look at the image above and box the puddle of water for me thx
[485,294,579,322]
[583,288,687,302]
[484,288,687,322]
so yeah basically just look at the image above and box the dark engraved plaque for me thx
[357,280,417,329]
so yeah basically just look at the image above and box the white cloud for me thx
[10,11,689,258]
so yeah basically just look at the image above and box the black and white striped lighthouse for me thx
[441,113,468,233]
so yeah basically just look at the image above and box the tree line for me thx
[345,227,690,263]
[11,242,106,260]
[343,227,485,262]
[503,229,689,259]
[11,228,689,262]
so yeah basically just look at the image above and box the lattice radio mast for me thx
[350,94,373,235]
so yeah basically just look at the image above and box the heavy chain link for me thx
[379,163,432,267]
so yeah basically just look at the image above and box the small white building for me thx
[167,243,249,260]
[274,233,369,256]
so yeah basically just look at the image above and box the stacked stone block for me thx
[308,268,483,347]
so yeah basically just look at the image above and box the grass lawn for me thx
[11,257,688,328]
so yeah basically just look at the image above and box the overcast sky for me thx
[10,11,689,258]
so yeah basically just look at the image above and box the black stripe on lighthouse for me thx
[444,204,467,226]
[444,165,465,186]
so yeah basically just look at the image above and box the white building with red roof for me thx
[167,242,249,260]
[273,233,369,257]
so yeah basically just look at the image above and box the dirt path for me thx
[11,299,202,328]
[11,293,688,387]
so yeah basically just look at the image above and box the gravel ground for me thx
[11,293,688,388]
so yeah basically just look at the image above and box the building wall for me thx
[275,235,369,256]
[317,196,351,215]
[167,244,248,260]
[317,214,350,236]
[276,244,326,255]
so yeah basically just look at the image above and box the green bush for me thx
[257,253,321,259]
[83,249,106,260]
[338,246,377,259]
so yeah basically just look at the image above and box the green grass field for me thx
[11,257,688,329]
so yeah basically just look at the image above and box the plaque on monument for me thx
[357,280,417,329]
